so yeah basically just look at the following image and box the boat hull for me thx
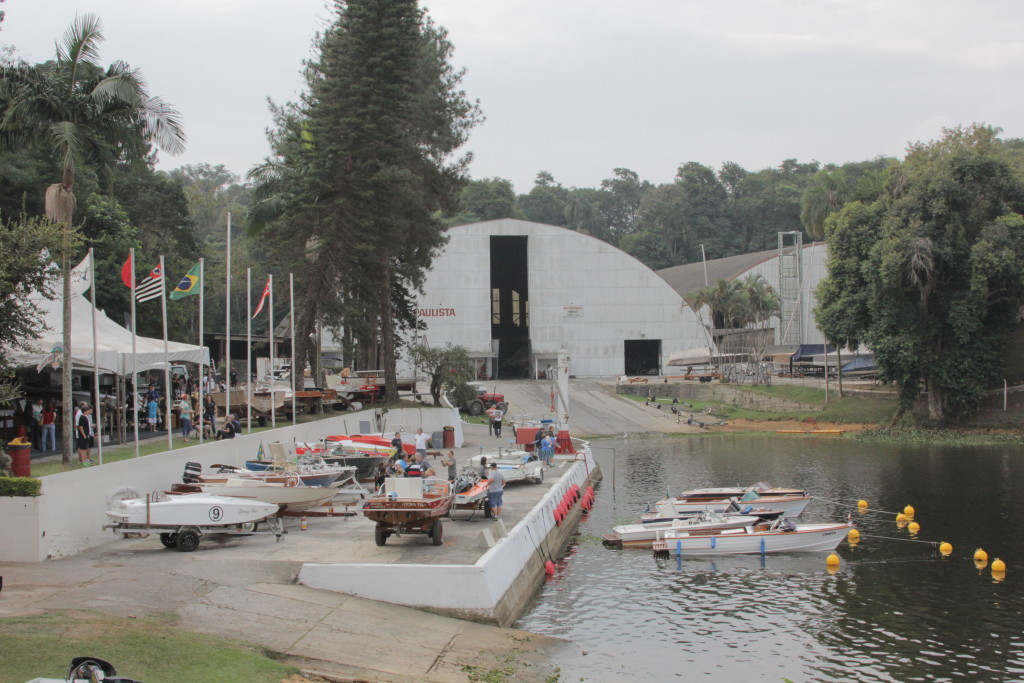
[171,480,337,512]
[105,494,278,527]
[606,514,761,549]
[652,522,851,556]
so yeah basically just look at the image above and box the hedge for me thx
[0,477,42,497]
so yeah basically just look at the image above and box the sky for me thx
[3,0,1024,193]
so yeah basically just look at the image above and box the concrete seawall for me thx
[299,448,602,627]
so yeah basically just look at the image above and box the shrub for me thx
[0,477,42,497]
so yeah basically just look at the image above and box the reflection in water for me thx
[518,435,1024,681]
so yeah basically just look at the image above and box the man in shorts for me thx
[487,462,506,520]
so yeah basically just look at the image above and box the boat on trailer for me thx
[652,519,852,556]
[362,477,454,546]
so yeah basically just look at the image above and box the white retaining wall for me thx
[1,406,462,562]
[299,444,597,617]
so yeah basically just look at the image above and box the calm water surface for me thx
[518,434,1024,682]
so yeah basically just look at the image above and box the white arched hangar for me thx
[410,219,706,378]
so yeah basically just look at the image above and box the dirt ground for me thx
[719,417,870,434]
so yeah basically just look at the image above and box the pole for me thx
[89,248,102,465]
[198,258,205,445]
[290,272,296,426]
[247,268,253,434]
[824,344,830,404]
[269,274,276,429]
[160,255,172,451]
[130,248,139,458]
[225,212,232,421]
[701,244,709,287]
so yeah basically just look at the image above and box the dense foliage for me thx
[816,125,1024,421]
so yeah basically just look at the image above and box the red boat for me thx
[362,477,454,546]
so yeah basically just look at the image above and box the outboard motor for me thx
[182,461,202,483]
[26,656,143,682]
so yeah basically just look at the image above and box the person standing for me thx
[76,404,94,465]
[485,405,495,436]
[486,462,506,520]
[146,396,159,432]
[540,431,555,467]
[490,404,504,438]
[390,431,403,455]
[40,400,56,452]
[29,398,43,450]
[414,427,430,457]
[178,394,193,443]
[441,450,458,481]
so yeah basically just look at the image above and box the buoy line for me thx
[856,533,939,546]
[819,498,906,516]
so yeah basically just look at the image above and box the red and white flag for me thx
[252,276,271,318]
[135,263,164,303]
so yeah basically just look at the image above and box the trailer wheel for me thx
[374,527,387,546]
[176,529,201,552]
[431,519,443,546]
[159,533,178,548]
[483,498,492,518]
[534,467,544,484]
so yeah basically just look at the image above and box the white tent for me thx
[13,254,209,375]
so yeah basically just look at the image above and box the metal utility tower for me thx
[777,231,803,345]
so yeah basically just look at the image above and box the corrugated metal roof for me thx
[655,249,779,297]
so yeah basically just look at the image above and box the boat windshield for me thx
[739,490,761,502]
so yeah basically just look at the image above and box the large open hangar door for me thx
[490,236,531,378]
[624,339,661,375]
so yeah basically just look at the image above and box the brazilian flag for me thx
[169,262,201,300]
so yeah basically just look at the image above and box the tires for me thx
[176,529,201,552]
[374,527,387,546]
[534,467,544,484]
[467,399,484,416]
[159,533,178,549]
[431,519,443,546]
[483,498,492,518]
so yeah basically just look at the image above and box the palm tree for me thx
[1,14,185,462]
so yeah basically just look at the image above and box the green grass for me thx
[0,610,300,683]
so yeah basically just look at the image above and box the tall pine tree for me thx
[251,0,480,400]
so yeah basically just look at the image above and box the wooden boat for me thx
[640,494,810,523]
[652,519,853,556]
[170,477,340,513]
[603,511,763,549]
[676,481,807,500]
[362,477,454,546]
[191,457,349,489]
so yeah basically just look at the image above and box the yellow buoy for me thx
[908,521,920,535]
[939,541,952,557]
[857,499,868,510]
[827,564,840,576]
[847,528,861,544]
[903,504,915,519]
[896,513,907,523]
[826,552,841,568]
[974,548,989,563]
[992,558,1006,573]
[992,570,1006,583]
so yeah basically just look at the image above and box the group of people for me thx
[532,426,558,466]
[19,398,57,453]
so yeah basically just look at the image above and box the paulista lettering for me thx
[418,308,456,317]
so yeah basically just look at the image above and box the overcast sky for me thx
[4,0,1023,192]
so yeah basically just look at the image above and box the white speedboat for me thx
[603,511,762,549]
[468,449,545,484]
[677,481,808,500]
[105,493,278,527]
[652,519,852,556]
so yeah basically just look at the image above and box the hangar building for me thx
[412,219,706,378]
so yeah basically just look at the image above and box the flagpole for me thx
[290,272,296,426]
[198,258,205,445]
[225,212,232,423]
[89,248,102,465]
[160,255,172,451]
[247,268,253,435]
[269,274,276,429]
[130,248,139,458]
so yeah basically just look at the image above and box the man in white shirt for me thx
[414,427,430,457]
[490,405,504,438]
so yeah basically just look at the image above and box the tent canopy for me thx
[12,253,209,375]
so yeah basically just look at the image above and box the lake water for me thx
[517,434,1024,682]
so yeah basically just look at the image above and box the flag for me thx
[136,264,164,303]
[169,262,201,300]
[252,276,271,318]
[121,253,134,289]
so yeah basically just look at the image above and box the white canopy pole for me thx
[269,274,276,429]
[225,212,232,421]
[247,268,252,434]
[89,248,102,464]
[290,272,296,426]
[160,255,172,451]
[130,248,139,458]
[198,258,205,445]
